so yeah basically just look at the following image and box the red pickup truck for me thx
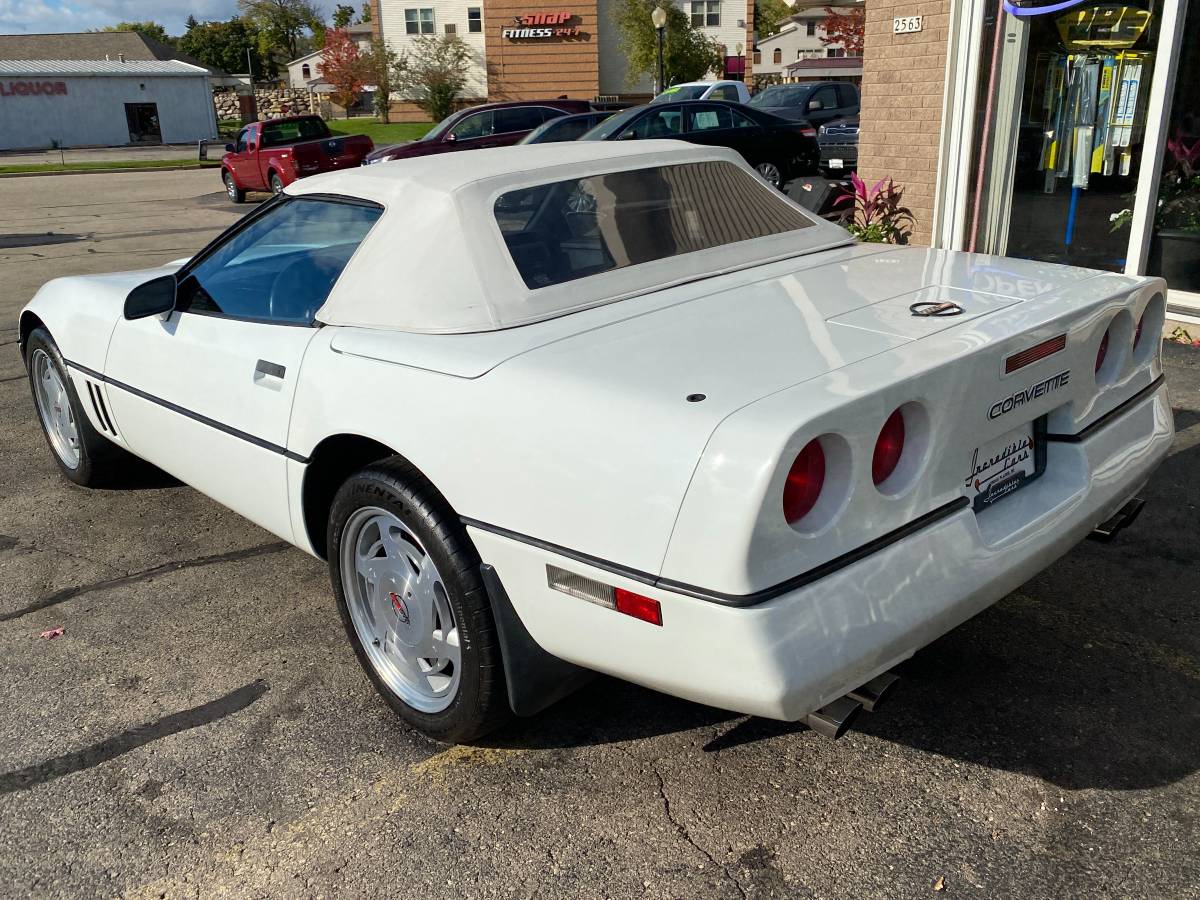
[220,115,374,203]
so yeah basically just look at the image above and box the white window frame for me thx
[467,7,482,32]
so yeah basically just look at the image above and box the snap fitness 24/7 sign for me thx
[502,11,581,39]
[0,81,68,97]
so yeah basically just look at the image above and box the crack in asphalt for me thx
[0,679,269,795]
[652,759,747,900]
[0,541,292,622]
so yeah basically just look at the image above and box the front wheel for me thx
[327,458,510,743]
[223,170,245,203]
[269,171,284,195]
[755,161,784,190]
[25,328,132,486]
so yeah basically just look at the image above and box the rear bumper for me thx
[468,382,1173,721]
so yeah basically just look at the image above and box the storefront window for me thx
[1144,2,1199,293]
[966,2,1164,273]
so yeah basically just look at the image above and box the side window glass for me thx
[685,105,732,131]
[451,111,493,140]
[627,109,682,139]
[840,84,859,107]
[178,198,382,325]
[494,107,544,133]
[811,86,838,111]
[235,129,249,153]
[730,109,757,129]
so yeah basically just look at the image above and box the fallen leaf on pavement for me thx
[932,875,946,891]
[39,627,64,640]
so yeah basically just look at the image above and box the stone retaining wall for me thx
[213,88,318,122]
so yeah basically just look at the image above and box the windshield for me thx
[747,85,812,108]
[581,106,643,140]
[650,85,709,104]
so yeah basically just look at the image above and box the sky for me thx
[0,0,244,37]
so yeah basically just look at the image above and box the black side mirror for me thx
[225,142,235,152]
[124,274,177,320]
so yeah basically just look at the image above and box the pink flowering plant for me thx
[833,173,914,244]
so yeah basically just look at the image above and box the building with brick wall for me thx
[368,0,755,104]
[856,0,1199,321]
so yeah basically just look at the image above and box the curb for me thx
[0,164,219,179]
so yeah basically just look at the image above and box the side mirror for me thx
[445,132,457,143]
[618,130,638,140]
[248,142,257,151]
[124,274,177,320]
[225,142,235,152]
[807,99,822,111]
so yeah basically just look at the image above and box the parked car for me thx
[650,79,751,104]
[581,100,818,187]
[21,141,1172,744]
[520,111,614,144]
[818,115,859,175]
[220,115,373,203]
[747,81,860,127]
[363,100,592,164]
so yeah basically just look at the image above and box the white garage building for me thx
[0,59,217,151]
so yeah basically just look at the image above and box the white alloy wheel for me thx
[756,161,783,189]
[340,506,462,713]
[31,348,81,469]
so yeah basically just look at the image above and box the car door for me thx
[803,84,841,126]
[103,195,383,542]
[682,103,763,164]
[230,125,262,190]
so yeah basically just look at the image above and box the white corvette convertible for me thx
[20,142,1173,742]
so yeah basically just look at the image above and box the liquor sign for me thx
[0,81,68,97]
[502,11,581,39]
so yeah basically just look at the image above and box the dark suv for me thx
[746,81,860,127]
[363,99,593,164]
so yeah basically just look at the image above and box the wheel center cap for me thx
[388,591,410,625]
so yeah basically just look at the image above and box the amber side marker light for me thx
[1005,334,1067,374]
[546,565,662,626]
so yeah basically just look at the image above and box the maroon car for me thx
[362,100,591,165]
[221,115,373,203]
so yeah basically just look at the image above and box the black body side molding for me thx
[479,564,595,717]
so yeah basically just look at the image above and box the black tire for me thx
[327,457,510,743]
[223,170,245,204]
[25,327,132,487]
[269,171,284,195]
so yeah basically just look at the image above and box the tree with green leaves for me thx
[177,18,268,77]
[332,4,356,27]
[361,36,399,122]
[185,15,199,31]
[238,0,323,62]
[754,0,791,39]
[359,1,372,24]
[393,35,471,124]
[613,0,722,89]
[92,21,174,45]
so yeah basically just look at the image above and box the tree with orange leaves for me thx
[319,27,367,117]
[820,5,865,56]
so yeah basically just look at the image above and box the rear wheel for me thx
[26,328,132,487]
[223,170,245,203]
[756,161,784,190]
[269,171,284,195]
[328,458,510,743]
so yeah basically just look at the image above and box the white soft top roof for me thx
[289,140,852,333]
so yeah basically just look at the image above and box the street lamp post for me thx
[651,6,667,95]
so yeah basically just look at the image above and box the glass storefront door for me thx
[1145,1,1199,293]
[966,1,1168,273]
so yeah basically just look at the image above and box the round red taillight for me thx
[872,408,906,486]
[1096,328,1110,374]
[783,438,826,524]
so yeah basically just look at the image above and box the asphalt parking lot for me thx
[1,170,1198,900]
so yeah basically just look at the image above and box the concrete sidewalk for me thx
[0,144,205,166]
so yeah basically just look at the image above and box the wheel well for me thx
[301,434,401,559]
[18,311,46,358]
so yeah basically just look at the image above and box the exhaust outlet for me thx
[848,672,899,713]
[805,696,862,739]
[1088,498,1145,543]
